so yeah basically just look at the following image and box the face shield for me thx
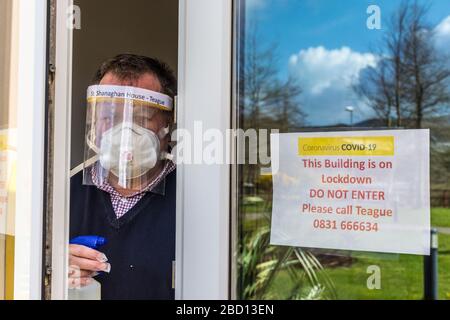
[82,85,173,192]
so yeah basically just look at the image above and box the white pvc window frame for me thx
[13,0,48,300]
[176,0,232,299]
[51,0,73,300]
[50,0,232,300]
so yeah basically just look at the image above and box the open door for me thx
[50,0,233,300]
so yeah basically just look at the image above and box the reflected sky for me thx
[245,0,450,126]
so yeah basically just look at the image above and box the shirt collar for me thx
[91,160,175,198]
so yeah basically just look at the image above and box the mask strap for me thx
[86,129,100,154]
[158,125,170,139]
[158,125,173,161]
[162,152,174,161]
[70,155,99,178]
[72,129,100,177]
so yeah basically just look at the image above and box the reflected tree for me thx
[241,23,305,186]
[238,22,337,301]
[402,2,450,129]
[242,23,304,132]
[355,0,450,129]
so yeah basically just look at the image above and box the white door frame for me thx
[175,0,232,299]
[51,0,73,300]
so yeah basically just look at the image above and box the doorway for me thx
[71,0,178,169]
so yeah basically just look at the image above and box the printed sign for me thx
[270,130,430,255]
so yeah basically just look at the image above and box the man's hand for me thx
[68,244,111,288]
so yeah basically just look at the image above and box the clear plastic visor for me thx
[82,85,173,193]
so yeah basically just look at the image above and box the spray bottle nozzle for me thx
[70,235,107,250]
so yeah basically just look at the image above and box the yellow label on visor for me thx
[87,85,173,112]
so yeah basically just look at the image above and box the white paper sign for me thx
[270,130,430,255]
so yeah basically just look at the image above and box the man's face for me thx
[96,72,171,153]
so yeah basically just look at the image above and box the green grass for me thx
[326,233,450,300]
[243,207,450,300]
[431,207,450,228]
[267,234,450,300]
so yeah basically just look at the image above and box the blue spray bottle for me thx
[68,235,107,300]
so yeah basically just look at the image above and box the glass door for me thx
[232,0,450,300]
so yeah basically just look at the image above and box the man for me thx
[69,54,177,300]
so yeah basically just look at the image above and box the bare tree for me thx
[271,76,304,132]
[355,59,395,127]
[402,2,450,128]
[386,2,410,127]
[354,2,410,127]
[240,23,304,185]
[243,24,304,131]
[355,1,450,128]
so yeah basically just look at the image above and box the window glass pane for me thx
[0,0,18,301]
[234,0,450,300]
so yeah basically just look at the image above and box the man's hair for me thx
[92,53,177,98]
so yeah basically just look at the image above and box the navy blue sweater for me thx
[70,169,176,300]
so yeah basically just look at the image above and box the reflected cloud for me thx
[435,15,450,56]
[289,46,377,126]
[289,46,377,95]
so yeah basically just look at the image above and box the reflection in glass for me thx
[234,0,450,300]
[0,0,17,301]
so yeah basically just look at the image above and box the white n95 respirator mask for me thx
[99,122,161,180]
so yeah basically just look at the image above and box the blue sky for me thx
[246,0,450,126]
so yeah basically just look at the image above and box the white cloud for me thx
[435,15,450,55]
[284,16,449,126]
[289,46,378,125]
[289,46,377,95]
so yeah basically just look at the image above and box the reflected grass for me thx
[268,234,450,300]
[241,206,450,300]
[431,208,450,228]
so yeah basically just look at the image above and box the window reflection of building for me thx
[0,0,18,301]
